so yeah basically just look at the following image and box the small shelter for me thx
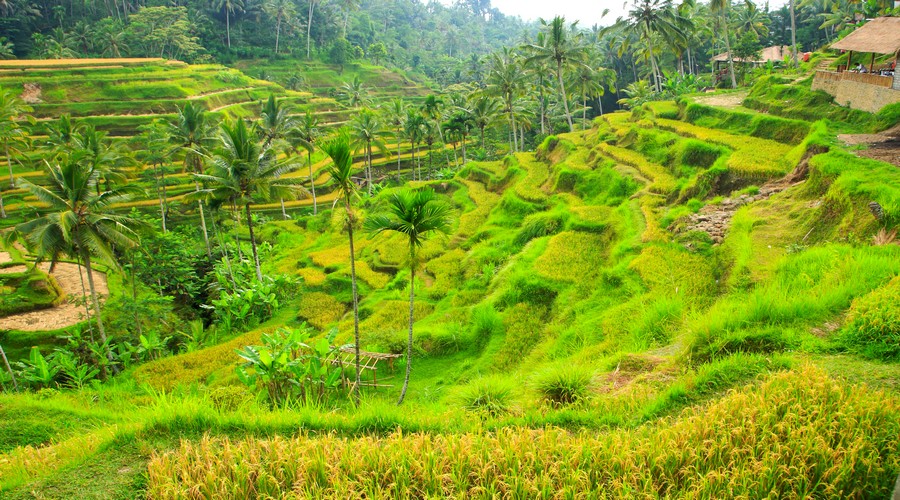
[712,45,792,71]
[830,17,900,74]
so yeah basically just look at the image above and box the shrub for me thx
[840,276,900,360]
[470,304,503,347]
[454,376,518,416]
[532,365,593,407]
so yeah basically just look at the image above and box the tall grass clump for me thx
[470,304,504,347]
[840,276,900,361]
[532,365,593,407]
[147,367,900,498]
[454,376,519,417]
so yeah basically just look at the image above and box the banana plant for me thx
[54,351,100,389]
[15,347,59,389]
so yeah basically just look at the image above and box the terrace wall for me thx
[812,70,900,113]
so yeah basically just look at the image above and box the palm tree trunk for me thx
[211,213,236,289]
[245,203,262,281]
[0,189,5,219]
[194,182,211,258]
[480,126,486,150]
[308,150,317,215]
[275,16,281,54]
[5,142,13,187]
[346,205,361,407]
[538,78,546,135]
[82,251,115,370]
[397,248,414,405]
[307,0,315,59]
[557,60,574,132]
[722,14,738,88]
[0,344,18,391]
[508,108,516,152]
[583,95,587,128]
[155,163,166,232]
[396,130,402,178]
[461,133,467,165]
[367,143,373,196]
[789,0,798,68]
[226,8,231,49]
[280,198,287,220]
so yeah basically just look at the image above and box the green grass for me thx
[0,269,61,316]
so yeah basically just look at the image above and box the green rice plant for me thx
[454,376,519,416]
[599,143,678,195]
[513,210,568,247]
[629,244,718,302]
[534,231,609,284]
[297,292,346,330]
[531,365,593,407]
[469,303,504,347]
[839,276,900,361]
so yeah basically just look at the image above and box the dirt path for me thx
[838,125,900,168]
[0,252,108,332]
[691,90,749,109]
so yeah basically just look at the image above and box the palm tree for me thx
[350,109,388,196]
[710,0,738,88]
[0,87,33,187]
[211,0,244,48]
[339,76,371,108]
[469,94,502,150]
[46,114,83,151]
[523,32,553,135]
[15,157,141,359]
[383,98,407,177]
[306,0,320,59]
[292,111,322,215]
[321,130,363,407]
[607,0,688,92]
[336,0,360,37]
[404,111,425,180]
[137,121,171,232]
[486,50,525,152]
[527,17,586,133]
[168,102,217,257]
[262,0,295,54]
[197,119,305,281]
[367,188,451,405]
[259,94,298,219]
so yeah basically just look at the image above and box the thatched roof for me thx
[830,17,900,55]
[712,45,790,63]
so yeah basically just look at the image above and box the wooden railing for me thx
[815,70,893,88]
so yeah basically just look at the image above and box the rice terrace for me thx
[0,0,899,498]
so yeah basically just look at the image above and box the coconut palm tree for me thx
[259,94,298,219]
[404,111,425,180]
[321,130,363,407]
[523,32,553,135]
[383,98,406,177]
[211,0,243,48]
[710,0,738,88]
[0,87,33,187]
[527,16,587,133]
[305,0,320,59]
[350,108,388,196]
[486,50,526,152]
[262,0,295,54]
[469,94,502,150]
[168,102,217,257]
[196,119,305,281]
[46,114,83,152]
[367,188,451,405]
[292,110,322,215]
[15,156,142,360]
[339,76,371,108]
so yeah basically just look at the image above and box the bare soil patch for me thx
[0,252,107,332]
[838,125,900,168]
[692,91,749,108]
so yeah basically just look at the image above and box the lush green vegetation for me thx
[1,2,900,497]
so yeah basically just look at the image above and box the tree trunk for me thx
[397,248,414,405]
[0,189,5,219]
[538,77,546,135]
[790,0,798,68]
[722,13,738,88]
[82,251,115,370]
[347,205,361,407]
[307,0,315,59]
[461,133,467,165]
[308,150,317,215]
[582,95,587,129]
[280,198,287,220]
[245,203,262,281]
[156,163,166,232]
[5,142,13,187]
[0,344,17,391]
[557,59,574,132]
[508,107,516,152]
[226,8,231,48]
[275,16,281,54]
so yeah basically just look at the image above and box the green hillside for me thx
[3,93,900,497]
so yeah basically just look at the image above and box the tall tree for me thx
[607,0,688,92]
[0,87,33,187]
[262,0,295,54]
[469,94,502,150]
[168,102,217,258]
[367,188,451,405]
[259,94,297,219]
[384,98,407,178]
[197,119,304,281]
[710,0,738,88]
[306,0,319,59]
[350,109,388,196]
[527,17,587,133]
[292,110,322,215]
[15,157,142,361]
[486,50,525,152]
[211,0,244,48]
[321,131,363,407]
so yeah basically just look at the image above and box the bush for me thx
[454,376,518,417]
[840,276,900,360]
[470,304,503,347]
[532,365,593,407]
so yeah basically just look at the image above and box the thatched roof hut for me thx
[830,17,900,55]
[712,45,791,64]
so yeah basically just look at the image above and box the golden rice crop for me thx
[309,246,349,269]
[455,180,501,240]
[297,292,346,330]
[534,231,608,283]
[640,197,669,243]
[598,144,677,195]
[146,367,900,499]
[629,245,717,300]
[513,154,550,203]
[296,267,327,287]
